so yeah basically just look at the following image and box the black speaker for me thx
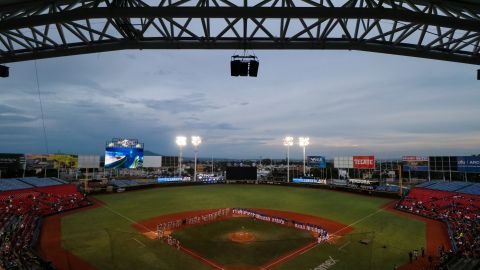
[249,60,259,77]
[477,69,480,80]
[0,65,9,78]
[239,61,249,76]
[230,60,241,76]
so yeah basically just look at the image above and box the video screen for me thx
[105,147,143,169]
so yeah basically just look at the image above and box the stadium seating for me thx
[19,177,64,187]
[0,179,34,191]
[415,181,480,196]
[415,181,441,188]
[0,184,90,269]
[426,181,473,192]
[397,188,480,259]
[456,183,480,196]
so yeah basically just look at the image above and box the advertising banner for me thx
[353,156,375,169]
[403,165,429,172]
[0,153,25,169]
[26,154,78,170]
[25,154,52,170]
[457,156,480,173]
[292,178,326,184]
[50,154,78,169]
[307,156,326,168]
[402,156,428,162]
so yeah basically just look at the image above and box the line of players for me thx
[156,208,232,249]
[156,207,330,249]
[231,208,330,243]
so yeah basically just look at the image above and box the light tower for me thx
[298,137,310,176]
[175,136,187,177]
[191,136,202,182]
[283,136,294,183]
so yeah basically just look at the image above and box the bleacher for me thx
[0,178,34,191]
[19,177,64,187]
[398,187,480,259]
[415,181,480,196]
[0,184,89,269]
[415,181,441,188]
[456,183,480,196]
[427,181,472,192]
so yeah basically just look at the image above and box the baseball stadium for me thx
[2,0,480,269]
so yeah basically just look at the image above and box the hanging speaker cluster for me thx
[230,55,259,77]
[0,65,9,78]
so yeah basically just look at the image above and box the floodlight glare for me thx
[283,136,294,146]
[176,136,187,147]
[191,136,202,147]
[298,137,310,147]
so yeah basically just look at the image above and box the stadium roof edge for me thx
[0,0,479,8]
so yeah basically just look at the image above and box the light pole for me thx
[298,137,310,176]
[283,136,294,183]
[175,136,187,177]
[191,136,202,182]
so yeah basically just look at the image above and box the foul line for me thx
[132,237,146,248]
[180,246,225,270]
[338,241,351,251]
[262,241,318,269]
[101,204,154,234]
[332,205,388,236]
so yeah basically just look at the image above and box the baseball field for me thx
[39,184,449,270]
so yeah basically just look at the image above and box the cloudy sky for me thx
[0,49,479,159]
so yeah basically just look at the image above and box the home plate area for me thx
[132,208,352,269]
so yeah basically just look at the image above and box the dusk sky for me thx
[0,49,479,159]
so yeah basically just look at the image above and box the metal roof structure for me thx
[1,0,480,64]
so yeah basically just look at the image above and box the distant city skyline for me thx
[1,50,479,159]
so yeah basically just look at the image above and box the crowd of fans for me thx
[397,188,480,259]
[0,185,89,269]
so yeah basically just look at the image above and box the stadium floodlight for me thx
[298,137,310,176]
[0,65,9,78]
[283,136,294,183]
[176,136,187,177]
[191,136,202,182]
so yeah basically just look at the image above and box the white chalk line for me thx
[132,237,146,248]
[101,204,155,233]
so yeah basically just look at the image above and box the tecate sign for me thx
[353,156,375,169]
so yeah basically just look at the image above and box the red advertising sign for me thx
[353,156,375,169]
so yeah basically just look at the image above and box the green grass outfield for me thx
[61,184,426,270]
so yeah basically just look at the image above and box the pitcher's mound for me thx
[229,231,256,243]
